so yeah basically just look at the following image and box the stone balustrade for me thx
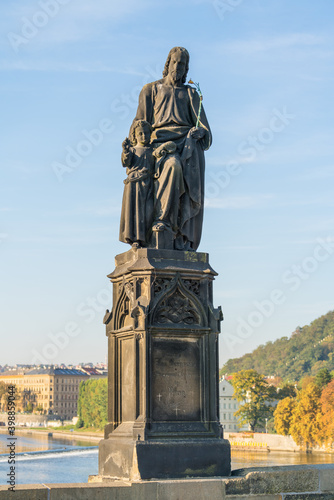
[1,464,334,499]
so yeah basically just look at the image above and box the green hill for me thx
[221,310,334,382]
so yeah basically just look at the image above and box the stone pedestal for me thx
[98,248,231,480]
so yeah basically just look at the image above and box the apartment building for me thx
[219,377,248,432]
[0,367,88,420]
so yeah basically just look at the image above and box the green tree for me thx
[231,369,274,431]
[0,382,7,411]
[274,397,296,435]
[25,402,33,413]
[276,383,297,400]
[221,310,334,382]
[314,368,332,389]
[266,416,276,434]
[77,378,108,429]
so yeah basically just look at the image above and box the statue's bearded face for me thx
[168,51,187,83]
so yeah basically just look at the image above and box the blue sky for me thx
[1,0,333,368]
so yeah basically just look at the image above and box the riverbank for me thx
[225,431,334,453]
[0,426,103,443]
[225,431,299,452]
[2,428,334,453]
[1,430,334,488]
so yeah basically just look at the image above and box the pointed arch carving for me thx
[113,279,133,330]
[150,274,207,327]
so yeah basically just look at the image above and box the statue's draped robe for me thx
[119,145,154,245]
[135,79,212,250]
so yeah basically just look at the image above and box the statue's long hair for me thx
[163,47,189,84]
[129,119,153,146]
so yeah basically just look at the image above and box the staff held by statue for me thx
[188,79,203,129]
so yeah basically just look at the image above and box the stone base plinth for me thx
[98,436,231,480]
[100,248,230,480]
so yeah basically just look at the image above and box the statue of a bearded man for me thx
[120,46,212,251]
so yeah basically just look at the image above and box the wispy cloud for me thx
[207,155,254,167]
[276,195,334,208]
[205,194,274,209]
[291,302,334,317]
[221,33,324,54]
[220,245,267,251]
[73,204,120,217]
[46,203,120,218]
[63,0,154,21]
[293,219,334,233]
[250,129,334,168]
[13,234,113,245]
[217,288,258,299]
[3,0,155,48]
[12,224,116,245]
[296,165,334,181]
[0,59,149,74]
[5,0,154,25]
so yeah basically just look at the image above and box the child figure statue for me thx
[119,120,154,248]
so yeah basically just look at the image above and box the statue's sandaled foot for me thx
[183,239,192,251]
[151,221,175,250]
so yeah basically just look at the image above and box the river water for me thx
[0,432,98,485]
[1,432,333,485]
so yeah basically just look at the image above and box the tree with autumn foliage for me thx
[274,397,296,436]
[318,380,334,447]
[290,382,322,448]
[274,378,334,448]
[231,369,274,431]
[298,375,314,391]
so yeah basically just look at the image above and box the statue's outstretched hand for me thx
[190,127,205,140]
[122,137,131,150]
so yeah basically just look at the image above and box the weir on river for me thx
[1,433,334,486]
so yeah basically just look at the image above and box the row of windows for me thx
[57,411,77,418]
[222,413,237,421]
[55,385,78,392]
[25,379,47,384]
[24,387,51,392]
[1,377,83,386]
[34,379,50,384]
[55,395,78,400]
[24,378,50,385]
[222,403,237,410]
[21,384,81,394]
[55,378,81,384]
[54,402,77,408]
